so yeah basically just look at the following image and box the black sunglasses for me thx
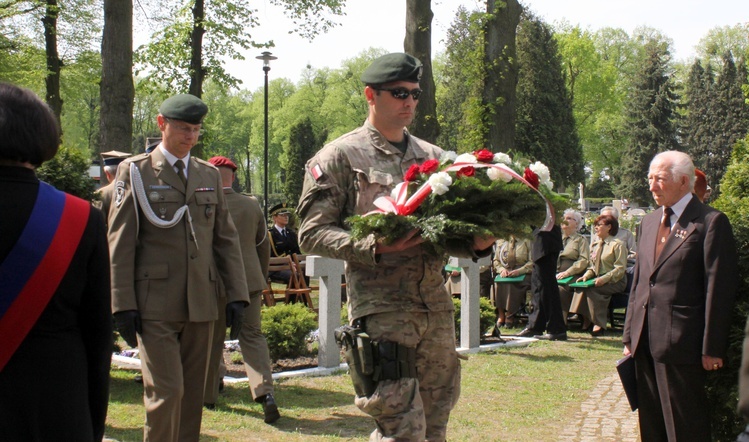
[374,86,422,100]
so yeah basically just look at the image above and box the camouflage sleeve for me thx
[297,146,378,266]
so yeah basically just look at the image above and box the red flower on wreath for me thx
[404,164,420,182]
[456,166,475,178]
[524,167,539,190]
[474,149,494,163]
[419,159,440,175]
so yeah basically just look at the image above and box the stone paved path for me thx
[558,373,640,441]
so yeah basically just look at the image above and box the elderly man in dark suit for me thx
[623,150,738,441]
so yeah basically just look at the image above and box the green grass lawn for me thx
[105,327,626,442]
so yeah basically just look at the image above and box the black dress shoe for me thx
[516,328,538,338]
[536,332,568,341]
[261,393,281,424]
[204,403,216,410]
[134,374,143,384]
[590,327,605,337]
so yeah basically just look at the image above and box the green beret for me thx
[159,94,208,124]
[361,53,423,85]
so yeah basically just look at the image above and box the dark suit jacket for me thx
[269,225,301,257]
[0,166,112,441]
[623,195,738,364]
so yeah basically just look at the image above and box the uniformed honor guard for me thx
[297,53,495,441]
[108,94,250,442]
[267,202,302,284]
[95,150,131,220]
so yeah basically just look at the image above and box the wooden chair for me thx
[262,256,294,306]
[287,253,315,310]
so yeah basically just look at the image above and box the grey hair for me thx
[601,206,619,219]
[651,151,696,191]
[563,208,584,232]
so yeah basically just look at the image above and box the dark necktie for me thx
[655,207,673,259]
[175,159,187,187]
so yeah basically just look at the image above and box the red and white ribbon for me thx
[366,162,556,231]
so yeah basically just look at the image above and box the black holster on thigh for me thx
[334,323,417,398]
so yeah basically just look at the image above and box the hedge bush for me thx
[452,296,497,339]
[709,136,749,440]
[261,303,317,360]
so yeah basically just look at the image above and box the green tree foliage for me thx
[36,145,97,201]
[682,60,716,178]
[436,7,491,152]
[555,25,634,189]
[60,50,101,153]
[696,23,749,66]
[617,39,679,206]
[708,136,749,440]
[709,52,749,196]
[283,117,318,206]
[261,303,317,360]
[515,12,583,188]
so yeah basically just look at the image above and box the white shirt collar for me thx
[158,144,191,177]
[665,192,693,224]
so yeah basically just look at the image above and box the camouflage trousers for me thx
[354,310,461,442]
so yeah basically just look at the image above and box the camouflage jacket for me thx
[297,120,487,320]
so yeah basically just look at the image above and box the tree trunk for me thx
[188,0,206,157]
[42,0,62,122]
[404,0,439,143]
[100,0,134,155]
[483,0,521,151]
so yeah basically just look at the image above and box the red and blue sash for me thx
[0,182,90,371]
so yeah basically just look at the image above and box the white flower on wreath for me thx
[454,153,477,164]
[390,182,406,200]
[487,167,513,183]
[428,172,453,195]
[493,152,512,165]
[440,151,457,164]
[529,161,554,190]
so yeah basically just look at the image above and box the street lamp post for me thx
[256,51,277,221]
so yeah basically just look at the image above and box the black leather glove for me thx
[225,301,247,340]
[114,310,142,348]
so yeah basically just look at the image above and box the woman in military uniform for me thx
[556,209,590,323]
[493,236,533,329]
[569,214,627,336]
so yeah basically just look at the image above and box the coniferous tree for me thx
[515,12,583,188]
[283,117,317,206]
[617,39,679,206]
[709,51,749,196]
[682,60,716,172]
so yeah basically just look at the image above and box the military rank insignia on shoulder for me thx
[310,163,324,181]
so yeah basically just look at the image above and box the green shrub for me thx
[708,135,749,440]
[229,351,244,365]
[261,303,318,360]
[36,146,97,201]
[452,297,497,339]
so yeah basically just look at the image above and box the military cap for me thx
[269,202,291,216]
[360,53,423,85]
[101,150,131,166]
[159,94,208,125]
[208,155,238,171]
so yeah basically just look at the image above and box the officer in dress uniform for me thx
[108,94,249,442]
[267,202,301,284]
[95,150,131,220]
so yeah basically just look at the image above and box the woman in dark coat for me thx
[0,83,112,441]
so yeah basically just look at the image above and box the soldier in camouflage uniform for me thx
[297,53,494,442]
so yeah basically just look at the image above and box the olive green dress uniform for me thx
[557,232,589,319]
[108,146,249,442]
[298,119,487,441]
[570,237,627,329]
[95,150,131,221]
[492,237,533,315]
[204,188,274,405]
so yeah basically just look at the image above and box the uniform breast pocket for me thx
[195,192,218,221]
[353,168,393,213]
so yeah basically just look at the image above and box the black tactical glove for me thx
[114,310,142,348]
[225,301,247,340]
